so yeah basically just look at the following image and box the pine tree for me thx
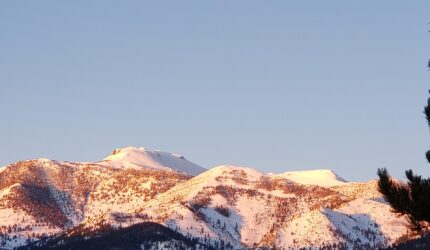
[377,88,430,230]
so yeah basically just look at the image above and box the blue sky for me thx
[1,1,429,181]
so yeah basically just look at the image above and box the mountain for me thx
[0,148,413,249]
[271,169,347,187]
[101,146,206,175]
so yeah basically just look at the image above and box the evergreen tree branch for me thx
[377,168,411,216]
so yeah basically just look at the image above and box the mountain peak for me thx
[102,146,205,176]
[273,169,347,187]
[105,146,158,161]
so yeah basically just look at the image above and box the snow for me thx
[234,196,274,246]
[0,183,21,199]
[0,148,414,249]
[143,164,263,204]
[333,198,409,245]
[35,158,53,162]
[131,164,407,249]
[273,169,347,187]
[0,208,62,249]
[275,197,410,249]
[101,146,206,175]
[84,176,155,220]
[201,165,263,184]
[278,210,337,248]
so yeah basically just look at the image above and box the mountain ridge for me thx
[0,146,412,249]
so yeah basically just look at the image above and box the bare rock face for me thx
[0,148,410,249]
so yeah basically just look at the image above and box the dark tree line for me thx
[19,222,218,250]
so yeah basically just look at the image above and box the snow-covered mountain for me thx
[0,147,411,249]
[101,146,206,175]
[271,169,347,187]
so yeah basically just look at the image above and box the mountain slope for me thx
[0,149,413,249]
[76,165,408,249]
[0,147,200,249]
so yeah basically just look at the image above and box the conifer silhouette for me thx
[377,83,430,230]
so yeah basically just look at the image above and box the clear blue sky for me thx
[1,1,429,181]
